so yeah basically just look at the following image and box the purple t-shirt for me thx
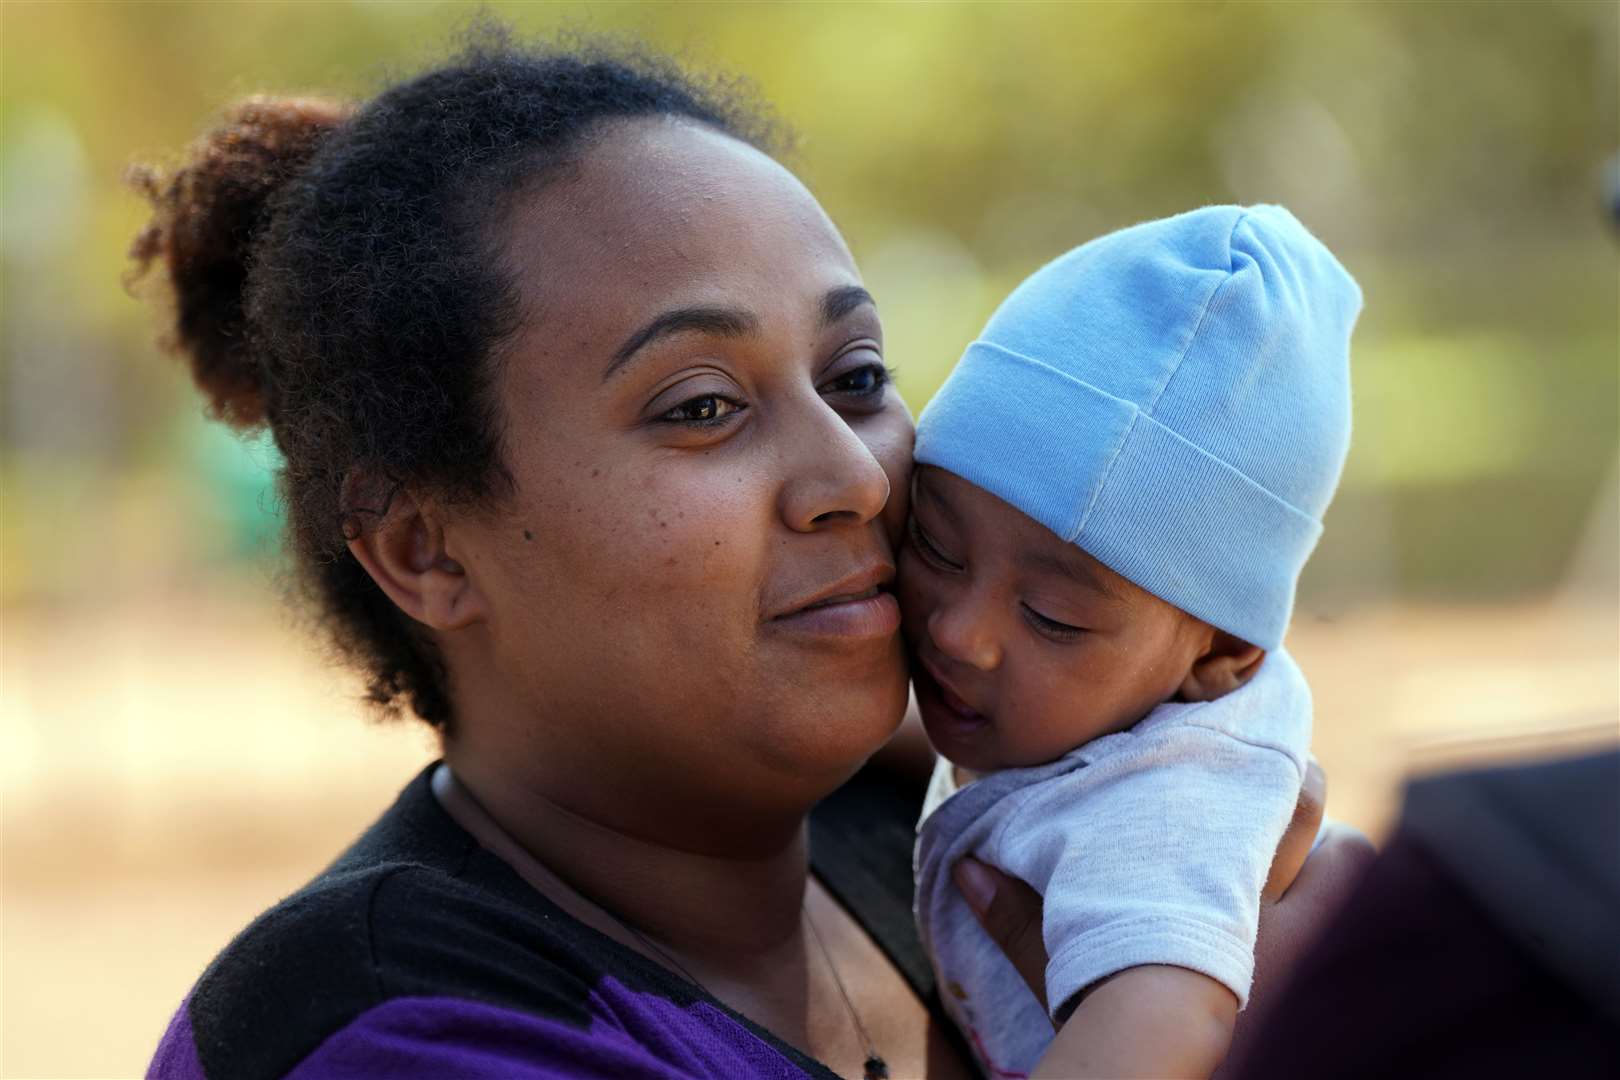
[148,763,946,1079]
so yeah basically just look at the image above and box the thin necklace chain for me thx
[433,767,887,1079]
[803,900,887,1079]
[609,898,887,1080]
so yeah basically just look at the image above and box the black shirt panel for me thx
[184,761,942,1080]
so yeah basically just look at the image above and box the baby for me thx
[905,205,1360,1078]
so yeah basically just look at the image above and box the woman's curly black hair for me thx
[128,33,779,729]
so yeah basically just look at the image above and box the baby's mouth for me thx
[935,677,986,723]
[917,650,991,726]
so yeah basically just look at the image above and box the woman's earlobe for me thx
[1177,633,1266,703]
[344,493,486,632]
[423,550,485,630]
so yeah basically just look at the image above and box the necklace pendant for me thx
[862,1055,888,1080]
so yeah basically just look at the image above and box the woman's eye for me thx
[821,362,893,399]
[907,516,961,572]
[657,394,745,426]
[1023,603,1085,642]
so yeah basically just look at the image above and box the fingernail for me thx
[953,858,997,916]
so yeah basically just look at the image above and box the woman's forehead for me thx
[497,119,858,343]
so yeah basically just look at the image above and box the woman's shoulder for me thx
[156,766,621,1080]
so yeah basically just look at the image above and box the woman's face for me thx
[444,118,913,842]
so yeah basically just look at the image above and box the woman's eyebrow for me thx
[604,306,757,380]
[604,287,875,381]
[821,285,875,325]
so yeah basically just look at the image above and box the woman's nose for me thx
[927,594,1001,671]
[778,400,892,532]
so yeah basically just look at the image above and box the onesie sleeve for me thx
[989,719,1305,1018]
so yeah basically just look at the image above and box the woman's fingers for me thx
[1262,756,1327,902]
[953,857,1051,1016]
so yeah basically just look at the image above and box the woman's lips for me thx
[769,589,901,639]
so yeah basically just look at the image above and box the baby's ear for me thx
[1177,631,1265,703]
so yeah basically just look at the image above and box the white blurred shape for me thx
[1214,97,1363,235]
[1560,449,1619,608]
[1,105,90,264]
[857,227,988,410]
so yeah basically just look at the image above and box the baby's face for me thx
[898,466,1213,772]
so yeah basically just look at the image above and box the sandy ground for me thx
[3,589,1616,1079]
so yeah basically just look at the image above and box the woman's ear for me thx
[345,487,488,632]
[1177,631,1266,703]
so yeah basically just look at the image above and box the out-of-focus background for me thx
[2,2,1615,1075]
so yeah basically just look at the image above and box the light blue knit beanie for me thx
[913,205,1361,651]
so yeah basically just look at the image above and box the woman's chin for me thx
[759,655,909,784]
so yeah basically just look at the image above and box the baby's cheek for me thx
[893,547,933,637]
[1006,659,1108,756]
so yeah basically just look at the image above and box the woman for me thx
[134,38,1365,1080]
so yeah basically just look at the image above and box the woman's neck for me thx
[437,755,812,961]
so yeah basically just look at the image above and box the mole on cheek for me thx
[523,529,535,541]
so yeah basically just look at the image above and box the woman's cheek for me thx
[507,471,731,616]
[624,465,767,597]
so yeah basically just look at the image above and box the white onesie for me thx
[913,649,1311,1079]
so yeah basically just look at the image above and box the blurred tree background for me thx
[2,0,1615,608]
[1,3,1616,1077]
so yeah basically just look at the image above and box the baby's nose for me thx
[927,599,1001,672]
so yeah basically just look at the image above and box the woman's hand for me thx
[950,858,1054,1015]
[1261,756,1327,901]
[952,758,1374,1040]
[1224,818,1376,1073]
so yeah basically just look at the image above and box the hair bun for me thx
[128,96,352,429]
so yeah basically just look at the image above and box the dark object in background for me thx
[1229,749,1620,1080]
[1606,154,1620,229]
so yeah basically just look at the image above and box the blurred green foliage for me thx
[2,0,1615,606]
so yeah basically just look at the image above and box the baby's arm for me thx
[985,720,1304,1076]
[951,761,1344,1080]
[999,722,1302,1007]
[1035,965,1237,1079]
